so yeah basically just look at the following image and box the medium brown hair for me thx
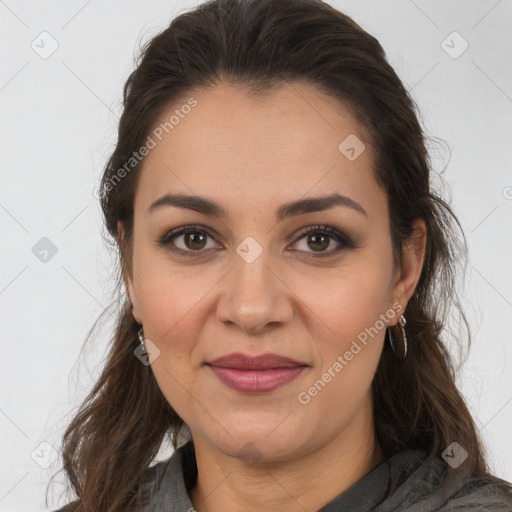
[48,0,508,510]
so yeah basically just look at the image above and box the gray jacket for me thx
[55,441,512,511]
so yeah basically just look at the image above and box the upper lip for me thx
[206,352,309,370]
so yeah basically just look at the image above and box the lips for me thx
[205,352,309,393]
[206,352,308,370]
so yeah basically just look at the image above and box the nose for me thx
[216,246,294,333]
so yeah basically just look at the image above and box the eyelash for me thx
[157,224,356,259]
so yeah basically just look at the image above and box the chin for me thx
[204,423,309,463]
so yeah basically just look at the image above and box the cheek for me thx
[302,255,393,343]
[295,288,389,433]
[297,252,393,395]
[133,256,211,418]
[133,243,213,344]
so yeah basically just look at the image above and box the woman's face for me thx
[124,81,423,461]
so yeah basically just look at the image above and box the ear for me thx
[116,220,143,324]
[390,218,427,323]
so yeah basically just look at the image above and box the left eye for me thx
[289,225,353,258]
[158,224,353,258]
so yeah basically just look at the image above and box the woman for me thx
[49,0,512,510]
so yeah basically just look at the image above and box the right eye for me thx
[157,225,221,257]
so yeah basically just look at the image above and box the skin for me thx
[121,81,427,512]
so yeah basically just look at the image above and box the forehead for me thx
[136,81,385,221]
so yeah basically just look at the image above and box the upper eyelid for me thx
[160,224,352,252]
[162,224,342,241]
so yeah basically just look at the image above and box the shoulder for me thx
[50,458,173,512]
[398,452,512,511]
[139,458,172,488]
[439,473,512,511]
[381,450,512,511]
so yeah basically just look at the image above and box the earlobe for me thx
[391,218,427,319]
[123,269,141,323]
[127,280,143,324]
[116,220,143,324]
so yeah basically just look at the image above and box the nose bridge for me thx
[216,237,293,332]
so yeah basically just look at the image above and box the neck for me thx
[189,403,384,512]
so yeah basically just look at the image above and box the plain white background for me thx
[1,0,511,510]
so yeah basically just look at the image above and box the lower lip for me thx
[207,365,307,393]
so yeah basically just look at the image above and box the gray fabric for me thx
[55,441,512,511]
[136,441,512,512]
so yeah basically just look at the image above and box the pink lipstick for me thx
[206,352,309,393]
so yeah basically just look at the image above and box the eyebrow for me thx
[146,192,368,221]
